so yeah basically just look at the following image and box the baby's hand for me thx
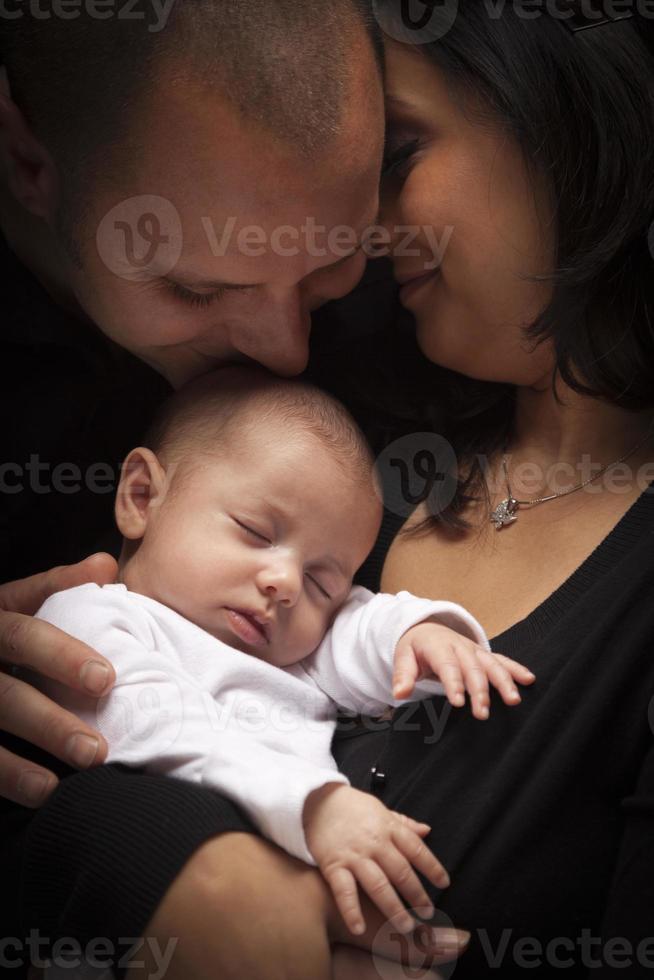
[393,622,536,720]
[303,783,449,937]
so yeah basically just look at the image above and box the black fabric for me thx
[0,232,172,583]
[334,489,654,977]
[2,233,654,978]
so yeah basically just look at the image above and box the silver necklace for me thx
[489,424,654,530]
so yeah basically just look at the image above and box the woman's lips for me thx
[398,269,440,305]
[224,608,270,648]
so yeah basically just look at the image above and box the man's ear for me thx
[115,448,170,542]
[0,67,59,220]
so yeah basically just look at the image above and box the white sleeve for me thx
[35,587,346,866]
[299,585,490,715]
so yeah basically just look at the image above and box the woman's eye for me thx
[382,137,420,180]
[165,281,227,309]
[306,574,332,601]
[235,520,271,544]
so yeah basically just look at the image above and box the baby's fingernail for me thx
[66,733,99,768]
[416,905,435,918]
[80,660,111,695]
[508,690,521,702]
[351,922,365,936]
[453,693,465,706]
[478,707,489,720]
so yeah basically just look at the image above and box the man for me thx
[0,4,399,976]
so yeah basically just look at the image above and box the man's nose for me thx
[257,559,303,608]
[227,295,311,377]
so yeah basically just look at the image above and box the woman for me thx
[3,3,654,977]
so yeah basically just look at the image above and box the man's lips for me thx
[224,608,272,647]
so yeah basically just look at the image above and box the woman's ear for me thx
[115,448,169,542]
[0,67,59,220]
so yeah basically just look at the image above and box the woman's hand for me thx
[393,622,536,720]
[0,553,118,807]
[304,783,450,937]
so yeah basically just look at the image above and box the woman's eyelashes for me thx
[382,137,421,180]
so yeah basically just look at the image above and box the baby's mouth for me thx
[224,607,271,647]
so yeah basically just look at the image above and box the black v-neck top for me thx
[332,486,654,976]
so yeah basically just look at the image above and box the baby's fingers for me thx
[492,653,536,685]
[324,866,366,937]
[477,652,534,707]
[392,643,420,700]
[353,859,416,934]
[392,823,451,892]
[377,848,436,921]
[391,811,432,836]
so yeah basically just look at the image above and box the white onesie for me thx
[35,583,489,865]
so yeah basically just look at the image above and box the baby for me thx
[35,366,534,937]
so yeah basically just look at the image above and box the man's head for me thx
[0,1,385,383]
[115,366,383,666]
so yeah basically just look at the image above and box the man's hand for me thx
[0,553,117,807]
[393,621,536,720]
[304,783,449,938]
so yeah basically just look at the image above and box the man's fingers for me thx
[392,644,420,699]
[0,743,58,808]
[0,612,115,695]
[0,670,108,770]
[0,553,118,617]
[325,866,366,936]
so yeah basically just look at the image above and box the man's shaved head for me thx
[1,0,382,218]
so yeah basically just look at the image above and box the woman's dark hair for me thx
[368,1,654,531]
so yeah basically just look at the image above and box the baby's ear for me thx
[115,447,169,540]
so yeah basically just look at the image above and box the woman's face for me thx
[381,40,557,387]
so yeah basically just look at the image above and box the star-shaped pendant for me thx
[490,496,519,530]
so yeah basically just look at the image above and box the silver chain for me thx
[502,419,654,508]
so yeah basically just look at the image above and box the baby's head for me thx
[115,366,382,666]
